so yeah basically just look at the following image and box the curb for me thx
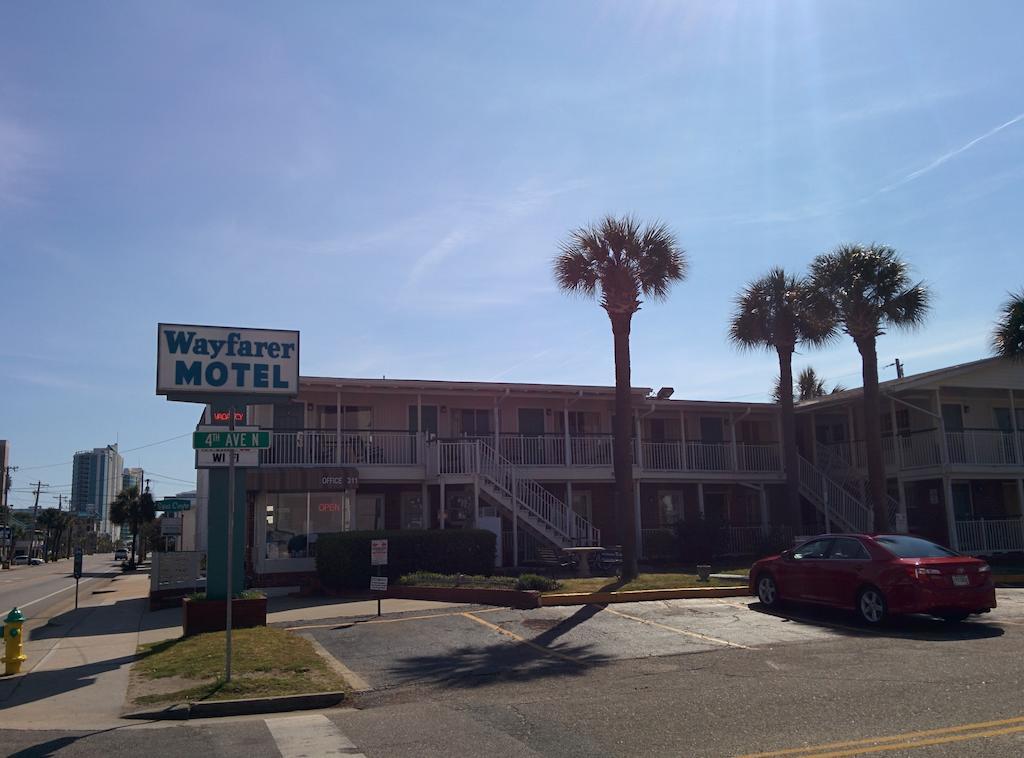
[540,585,749,606]
[123,691,348,721]
[994,575,1024,585]
[385,585,541,609]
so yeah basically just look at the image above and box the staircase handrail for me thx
[798,455,872,533]
[476,440,599,546]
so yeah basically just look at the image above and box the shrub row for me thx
[316,529,496,590]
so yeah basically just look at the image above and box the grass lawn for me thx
[132,626,348,706]
[550,571,748,595]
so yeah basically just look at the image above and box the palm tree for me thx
[810,244,931,531]
[772,366,846,403]
[554,215,688,579]
[992,288,1024,360]
[730,268,834,530]
[109,486,157,568]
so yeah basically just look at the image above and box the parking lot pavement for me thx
[310,591,1024,694]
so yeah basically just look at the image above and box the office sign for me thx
[156,323,299,397]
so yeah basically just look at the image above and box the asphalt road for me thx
[5,591,1024,756]
[0,553,121,619]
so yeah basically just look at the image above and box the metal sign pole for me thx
[225,406,235,684]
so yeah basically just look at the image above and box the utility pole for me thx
[2,465,16,567]
[29,481,47,562]
[895,358,904,379]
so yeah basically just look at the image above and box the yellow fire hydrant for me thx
[3,607,26,675]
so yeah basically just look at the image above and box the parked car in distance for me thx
[750,534,996,625]
[13,554,29,565]
[114,548,129,561]
[30,557,44,565]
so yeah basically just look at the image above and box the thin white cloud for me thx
[0,116,46,208]
[879,111,1024,193]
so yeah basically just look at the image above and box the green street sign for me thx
[192,430,270,450]
[159,498,192,512]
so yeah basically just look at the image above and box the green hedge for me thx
[316,530,496,591]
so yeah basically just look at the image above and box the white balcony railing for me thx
[642,441,686,470]
[946,430,1020,466]
[687,442,733,471]
[737,444,781,472]
[499,435,566,466]
[956,518,1024,554]
[571,435,613,466]
[261,431,421,467]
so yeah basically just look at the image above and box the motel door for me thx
[518,408,546,464]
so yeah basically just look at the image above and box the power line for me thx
[16,432,193,472]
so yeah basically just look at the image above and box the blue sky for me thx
[2,1,1023,503]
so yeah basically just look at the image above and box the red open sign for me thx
[318,502,340,512]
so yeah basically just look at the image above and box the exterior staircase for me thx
[434,439,600,551]
[798,454,905,534]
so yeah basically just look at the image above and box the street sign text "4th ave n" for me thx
[192,430,270,449]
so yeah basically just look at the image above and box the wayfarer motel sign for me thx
[156,323,299,397]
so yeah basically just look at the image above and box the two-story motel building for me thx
[197,356,1024,587]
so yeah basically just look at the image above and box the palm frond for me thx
[553,214,687,313]
[992,288,1024,360]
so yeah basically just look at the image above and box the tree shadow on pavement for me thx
[747,601,1005,642]
[28,597,148,641]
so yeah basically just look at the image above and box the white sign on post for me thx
[156,323,300,397]
[371,539,388,566]
[370,576,388,591]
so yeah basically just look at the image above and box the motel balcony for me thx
[816,429,1024,472]
[260,430,783,476]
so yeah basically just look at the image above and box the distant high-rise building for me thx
[122,467,145,494]
[71,444,124,535]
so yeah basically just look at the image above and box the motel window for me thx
[261,491,350,561]
[401,491,425,529]
[571,491,593,522]
[341,406,373,430]
[354,494,385,531]
[557,411,601,435]
[455,409,492,437]
[880,409,911,436]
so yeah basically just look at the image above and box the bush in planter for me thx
[673,515,727,564]
[316,529,496,591]
[515,573,559,592]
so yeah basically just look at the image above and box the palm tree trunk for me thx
[609,312,638,580]
[777,348,802,530]
[856,335,891,532]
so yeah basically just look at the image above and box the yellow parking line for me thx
[737,713,1024,757]
[285,607,503,631]
[601,607,751,649]
[460,612,586,665]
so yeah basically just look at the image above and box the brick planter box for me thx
[182,596,267,637]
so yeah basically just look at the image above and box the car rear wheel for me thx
[856,587,887,625]
[940,612,970,623]
[757,574,779,608]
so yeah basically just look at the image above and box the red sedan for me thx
[750,534,996,624]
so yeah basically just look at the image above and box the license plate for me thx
[952,574,970,587]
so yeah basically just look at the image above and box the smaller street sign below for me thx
[370,576,388,592]
[193,429,270,450]
[158,498,192,512]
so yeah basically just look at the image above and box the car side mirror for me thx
[781,549,794,561]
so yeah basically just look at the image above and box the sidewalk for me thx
[0,572,471,729]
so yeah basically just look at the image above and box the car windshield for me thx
[874,536,958,558]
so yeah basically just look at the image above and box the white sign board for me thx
[161,518,183,536]
[370,575,388,592]
[371,539,388,566]
[157,323,299,397]
[196,449,260,468]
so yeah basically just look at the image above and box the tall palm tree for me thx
[110,486,157,568]
[992,288,1024,360]
[810,244,931,531]
[730,268,834,530]
[554,215,688,579]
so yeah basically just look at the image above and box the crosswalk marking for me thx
[265,714,365,758]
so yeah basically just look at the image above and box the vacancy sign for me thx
[157,323,300,397]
